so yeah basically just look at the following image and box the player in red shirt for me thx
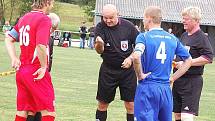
[5,0,56,121]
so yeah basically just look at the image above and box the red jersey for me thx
[13,10,51,66]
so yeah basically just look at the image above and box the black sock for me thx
[127,113,134,121]
[34,112,42,121]
[175,120,181,121]
[26,115,34,121]
[96,109,107,121]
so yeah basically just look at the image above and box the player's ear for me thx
[148,18,153,24]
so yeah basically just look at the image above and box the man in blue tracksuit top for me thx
[132,6,192,121]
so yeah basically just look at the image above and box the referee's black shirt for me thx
[174,30,213,76]
[95,18,139,69]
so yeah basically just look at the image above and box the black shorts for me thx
[96,63,137,103]
[172,75,203,116]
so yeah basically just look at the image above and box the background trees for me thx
[0,0,96,27]
[0,0,32,26]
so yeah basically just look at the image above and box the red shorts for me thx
[16,65,55,113]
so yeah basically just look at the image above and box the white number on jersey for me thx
[19,25,30,46]
[156,41,166,64]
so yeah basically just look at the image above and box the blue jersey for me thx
[136,28,190,84]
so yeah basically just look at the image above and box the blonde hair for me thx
[144,6,162,24]
[181,6,201,21]
[32,0,53,9]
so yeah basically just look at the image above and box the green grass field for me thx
[0,41,215,121]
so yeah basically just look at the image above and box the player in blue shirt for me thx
[132,6,192,121]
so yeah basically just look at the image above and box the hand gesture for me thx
[175,61,183,69]
[11,57,21,70]
[33,67,46,81]
[138,72,151,81]
[95,36,104,44]
[95,36,104,54]
[121,57,132,69]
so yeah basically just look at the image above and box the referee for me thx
[94,4,139,121]
[172,7,214,121]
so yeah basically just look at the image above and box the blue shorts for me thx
[134,82,172,121]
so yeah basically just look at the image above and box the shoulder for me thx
[41,14,51,22]
[95,22,106,30]
[180,32,188,40]
[120,18,135,27]
[190,30,207,42]
[196,30,210,43]
[96,22,105,27]
[136,33,145,41]
[32,12,51,23]
[197,30,207,38]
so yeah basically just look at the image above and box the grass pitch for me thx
[0,41,215,121]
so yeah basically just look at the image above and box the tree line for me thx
[0,0,95,26]
[0,0,31,25]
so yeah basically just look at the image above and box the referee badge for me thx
[121,40,128,51]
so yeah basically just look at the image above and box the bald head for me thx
[102,4,118,15]
[102,4,118,27]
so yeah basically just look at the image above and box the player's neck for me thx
[149,24,161,30]
[188,25,200,35]
[33,7,48,14]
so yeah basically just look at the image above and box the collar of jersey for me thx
[31,10,45,14]
[149,28,163,31]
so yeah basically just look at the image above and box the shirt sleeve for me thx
[36,17,51,46]
[199,34,214,62]
[8,28,19,42]
[175,39,191,60]
[135,33,146,45]
[130,24,140,45]
[94,22,105,41]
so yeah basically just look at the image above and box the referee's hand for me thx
[121,57,132,68]
[95,36,104,54]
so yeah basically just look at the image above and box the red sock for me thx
[14,115,26,121]
[42,115,55,121]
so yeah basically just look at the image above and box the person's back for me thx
[88,26,95,49]
[79,22,87,49]
[79,24,87,38]
[138,29,183,84]
[14,11,51,66]
[5,0,56,121]
[133,6,191,121]
[89,26,95,37]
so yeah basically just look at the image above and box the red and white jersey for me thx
[13,10,51,66]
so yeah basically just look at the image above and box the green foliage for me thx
[0,0,32,25]
[76,0,96,18]
[19,0,32,16]
[55,2,92,31]
[56,0,77,4]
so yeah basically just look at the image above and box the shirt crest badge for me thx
[121,40,128,51]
